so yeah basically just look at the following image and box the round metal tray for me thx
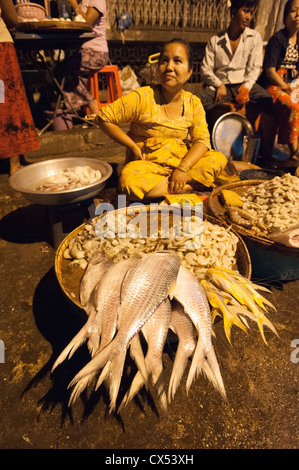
[212,112,254,159]
[9,157,112,206]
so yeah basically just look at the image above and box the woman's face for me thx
[285,0,299,31]
[158,43,192,92]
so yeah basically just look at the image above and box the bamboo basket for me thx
[55,205,251,313]
[207,180,299,280]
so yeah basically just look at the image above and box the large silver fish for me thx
[79,251,113,311]
[172,265,226,399]
[168,299,196,402]
[68,251,181,412]
[120,298,172,412]
[52,251,112,371]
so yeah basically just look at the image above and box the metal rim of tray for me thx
[212,112,254,157]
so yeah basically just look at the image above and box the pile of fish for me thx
[52,250,278,414]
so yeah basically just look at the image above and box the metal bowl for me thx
[212,112,254,159]
[9,157,113,206]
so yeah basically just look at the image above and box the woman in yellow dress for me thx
[96,38,227,201]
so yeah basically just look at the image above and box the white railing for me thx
[108,0,230,32]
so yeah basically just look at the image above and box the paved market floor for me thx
[0,126,299,450]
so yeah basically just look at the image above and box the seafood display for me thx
[53,250,277,414]
[33,165,102,192]
[63,213,239,279]
[221,174,299,243]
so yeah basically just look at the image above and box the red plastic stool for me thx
[87,64,123,113]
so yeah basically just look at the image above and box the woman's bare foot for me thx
[9,156,23,175]
[88,99,99,115]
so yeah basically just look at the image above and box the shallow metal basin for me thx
[9,157,113,206]
[212,112,254,159]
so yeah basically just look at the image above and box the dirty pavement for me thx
[0,124,299,452]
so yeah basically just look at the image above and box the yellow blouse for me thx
[97,86,226,199]
[98,86,211,164]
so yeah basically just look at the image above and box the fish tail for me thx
[119,370,146,411]
[108,351,127,414]
[222,306,247,344]
[95,361,111,391]
[186,338,205,395]
[257,315,279,345]
[205,348,226,400]
[51,326,89,372]
[151,361,168,412]
[68,341,114,403]
[168,345,193,403]
[129,334,148,385]
[87,331,101,357]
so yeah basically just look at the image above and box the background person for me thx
[95,38,227,201]
[63,0,109,114]
[258,0,299,166]
[196,0,272,133]
[0,0,39,175]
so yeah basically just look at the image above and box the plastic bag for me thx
[119,65,140,95]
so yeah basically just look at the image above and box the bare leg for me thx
[10,156,23,175]
[88,99,99,115]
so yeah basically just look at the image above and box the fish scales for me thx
[120,298,171,411]
[68,252,181,411]
[51,251,113,371]
[96,256,141,352]
[173,266,212,351]
[117,252,181,349]
[172,266,226,399]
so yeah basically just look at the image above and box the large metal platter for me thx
[9,157,112,206]
[212,112,254,159]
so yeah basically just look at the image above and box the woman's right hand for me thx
[130,145,146,160]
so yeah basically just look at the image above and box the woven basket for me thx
[55,206,252,312]
[15,3,46,21]
[207,179,299,257]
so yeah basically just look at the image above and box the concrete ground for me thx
[0,124,299,451]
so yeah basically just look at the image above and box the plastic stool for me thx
[87,64,123,113]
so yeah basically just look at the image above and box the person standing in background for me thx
[0,0,39,175]
[63,0,109,114]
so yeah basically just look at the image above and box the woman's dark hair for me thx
[283,0,297,25]
[230,0,259,12]
[159,38,193,70]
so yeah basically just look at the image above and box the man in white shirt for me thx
[197,0,272,132]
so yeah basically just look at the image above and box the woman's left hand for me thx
[168,169,188,193]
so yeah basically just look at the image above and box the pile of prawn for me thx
[53,248,278,414]
[225,173,299,235]
[34,166,102,192]
[64,213,239,279]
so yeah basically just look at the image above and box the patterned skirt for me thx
[119,150,227,200]
[267,68,299,145]
[0,42,39,159]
